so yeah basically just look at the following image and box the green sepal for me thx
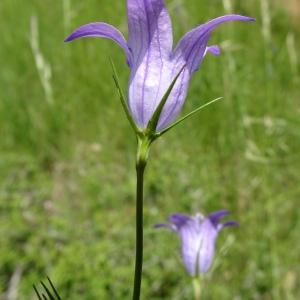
[146,65,186,135]
[109,58,140,134]
[156,97,223,137]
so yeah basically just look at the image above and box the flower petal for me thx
[127,0,173,65]
[154,223,176,231]
[208,210,229,226]
[65,22,132,65]
[127,0,174,128]
[156,15,254,130]
[176,216,202,276]
[155,68,190,130]
[154,214,200,275]
[198,218,219,273]
[221,220,239,229]
[173,15,255,73]
[169,213,191,228]
[204,45,221,56]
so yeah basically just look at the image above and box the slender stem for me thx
[193,277,201,300]
[132,137,150,300]
[132,163,145,300]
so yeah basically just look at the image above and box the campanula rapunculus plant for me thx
[65,2,254,299]
[156,210,238,275]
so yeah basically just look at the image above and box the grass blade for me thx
[47,277,62,300]
[40,281,55,300]
[34,277,62,300]
[33,285,43,300]
[42,293,48,300]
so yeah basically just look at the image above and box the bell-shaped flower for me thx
[65,1,254,132]
[155,210,238,275]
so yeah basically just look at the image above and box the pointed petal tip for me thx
[169,213,190,224]
[208,209,231,227]
[64,36,73,43]
[209,209,230,218]
[206,45,221,56]
[225,14,255,20]
[154,223,176,231]
[246,17,256,22]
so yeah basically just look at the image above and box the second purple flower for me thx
[156,210,239,276]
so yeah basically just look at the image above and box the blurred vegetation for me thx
[0,0,299,299]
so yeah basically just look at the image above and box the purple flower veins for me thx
[65,1,254,132]
[155,210,239,276]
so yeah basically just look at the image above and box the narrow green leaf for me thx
[41,293,48,300]
[157,97,223,136]
[33,285,43,300]
[40,281,55,300]
[109,58,139,134]
[147,65,186,133]
[47,277,62,300]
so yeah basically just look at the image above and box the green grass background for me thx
[0,0,299,299]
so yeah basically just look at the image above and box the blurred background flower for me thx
[155,210,238,275]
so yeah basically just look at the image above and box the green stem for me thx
[132,137,151,300]
[193,277,201,300]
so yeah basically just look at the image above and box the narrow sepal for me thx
[146,65,186,134]
[157,97,223,137]
[109,58,140,134]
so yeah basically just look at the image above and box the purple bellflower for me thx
[155,210,238,276]
[65,1,254,133]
